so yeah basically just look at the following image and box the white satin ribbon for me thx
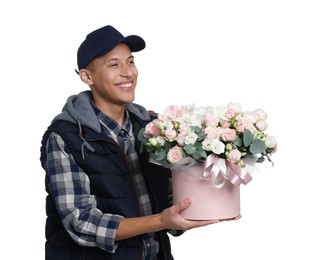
[203,154,254,188]
[203,154,227,188]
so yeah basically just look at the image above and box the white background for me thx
[1,0,316,259]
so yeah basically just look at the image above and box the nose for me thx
[121,64,134,77]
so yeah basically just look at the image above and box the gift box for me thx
[172,164,240,220]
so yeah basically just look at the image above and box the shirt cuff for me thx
[96,214,124,253]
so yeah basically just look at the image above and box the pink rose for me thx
[179,123,191,132]
[221,120,231,128]
[165,128,177,141]
[167,146,185,163]
[161,105,184,120]
[235,123,245,133]
[236,118,256,134]
[222,128,237,141]
[144,119,161,137]
[176,131,186,145]
[227,149,241,163]
[204,115,219,128]
[224,108,236,119]
[227,103,242,114]
[204,127,219,139]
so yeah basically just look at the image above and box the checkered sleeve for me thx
[45,132,124,253]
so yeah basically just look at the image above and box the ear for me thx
[79,69,93,85]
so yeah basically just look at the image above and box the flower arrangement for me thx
[138,103,277,171]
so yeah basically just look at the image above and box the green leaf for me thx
[155,149,166,161]
[193,149,207,160]
[138,129,147,153]
[137,128,147,143]
[250,139,266,154]
[234,137,242,147]
[243,129,254,147]
[164,142,173,151]
[146,146,156,153]
[191,126,201,135]
[256,156,265,163]
[264,154,274,166]
[183,144,196,155]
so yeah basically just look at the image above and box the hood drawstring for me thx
[77,119,95,159]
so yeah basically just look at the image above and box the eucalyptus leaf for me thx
[234,137,242,147]
[164,142,173,150]
[250,139,266,154]
[137,128,146,142]
[184,144,196,155]
[194,149,207,160]
[243,129,254,147]
[145,146,156,153]
[155,149,166,161]
[256,156,265,163]
[191,126,201,135]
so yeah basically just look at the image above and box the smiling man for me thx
[40,25,219,260]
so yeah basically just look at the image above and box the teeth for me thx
[118,83,132,88]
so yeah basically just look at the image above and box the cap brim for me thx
[121,35,146,52]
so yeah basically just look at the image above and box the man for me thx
[40,25,220,260]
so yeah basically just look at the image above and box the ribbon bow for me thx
[203,154,253,188]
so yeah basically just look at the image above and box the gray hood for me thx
[52,90,151,133]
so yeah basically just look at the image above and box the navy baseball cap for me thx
[77,25,146,70]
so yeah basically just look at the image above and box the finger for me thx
[197,219,221,225]
[186,219,220,228]
[219,215,241,221]
[174,198,192,212]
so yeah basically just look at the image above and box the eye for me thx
[128,58,135,65]
[108,63,118,68]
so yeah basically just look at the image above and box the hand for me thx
[160,198,221,231]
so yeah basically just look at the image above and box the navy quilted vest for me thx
[40,114,173,260]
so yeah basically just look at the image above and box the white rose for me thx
[209,139,225,155]
[202,138,225,155]
[184,132,198,145]
[227,103,242,114]
[265,136,277,149]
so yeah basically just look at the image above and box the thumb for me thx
[175,198,192,213]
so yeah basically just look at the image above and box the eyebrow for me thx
[105,55,134,63]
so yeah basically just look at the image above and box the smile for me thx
[117,83,133,88]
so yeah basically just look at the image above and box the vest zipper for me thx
[85,136,145,258]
